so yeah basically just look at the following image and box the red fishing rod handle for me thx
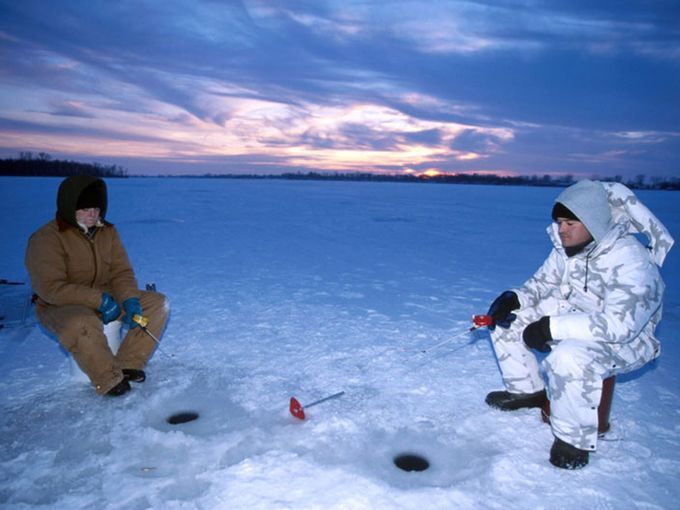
[472,314,494,328]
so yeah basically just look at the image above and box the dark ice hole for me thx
[393,453,430,472]
[167,412,199,425]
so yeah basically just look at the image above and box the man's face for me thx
[75,207,100,228]
[555,217,592,247]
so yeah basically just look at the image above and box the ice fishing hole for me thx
[167,412,199,425]
[393,453,430,472]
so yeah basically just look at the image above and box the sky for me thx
[0,0,679,178]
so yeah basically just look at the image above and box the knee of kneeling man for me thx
[544,346,586,378]
[146,291,170,314]
[63,313,104,339]
[142,290,170,309]
[159,292,170,313]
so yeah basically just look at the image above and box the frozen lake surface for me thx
[1,177,679,509]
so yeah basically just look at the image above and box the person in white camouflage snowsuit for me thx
[485,179,673,469]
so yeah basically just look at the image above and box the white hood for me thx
[602,182,674,267]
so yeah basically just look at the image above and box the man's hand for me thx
[523,316,552,352]
[122,298,143,328]
[487,291,520,330]
[98,293,121,324]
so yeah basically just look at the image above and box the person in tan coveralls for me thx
[25,175,169,396]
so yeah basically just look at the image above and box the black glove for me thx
[487,290,520,330]
[523,316,552,352]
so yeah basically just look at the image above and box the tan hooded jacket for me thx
[25,175,140,311]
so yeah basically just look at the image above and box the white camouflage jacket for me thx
[514,182,673,361]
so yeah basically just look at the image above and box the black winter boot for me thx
[122,369,146,383]
[107,378,131,397]
[485,389,547,411]
[549,437,589,469]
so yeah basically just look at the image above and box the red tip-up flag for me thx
[289,391,345,420]
[289,397,305,420]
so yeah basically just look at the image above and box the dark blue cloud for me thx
[0,0,678,177]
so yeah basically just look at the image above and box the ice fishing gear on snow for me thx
[473,314,494,328]
[289,391,345,420]
[131,313,180,362]
[288,315,493,421]
[128,284,178,363]
[486,290,520,330]
[131,314,161,344]
[419,314,493,353]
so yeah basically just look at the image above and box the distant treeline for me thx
[0,153,128,178]
[3,153,677,190]
[190,171,680,190]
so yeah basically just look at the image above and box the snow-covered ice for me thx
[1,177,679,509]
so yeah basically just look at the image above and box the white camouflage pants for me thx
[489,296,654,451]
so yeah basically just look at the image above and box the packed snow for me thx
[1,177,679,510]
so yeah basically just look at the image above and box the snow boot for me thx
[485,389,547,411]
[549,437,589,469]
[123,369,146,383]
[107,378,131,397]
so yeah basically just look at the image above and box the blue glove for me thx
[122,297,143,328]
[487,290,520,330]
[523,316,552,352]
[98,293,121,324]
